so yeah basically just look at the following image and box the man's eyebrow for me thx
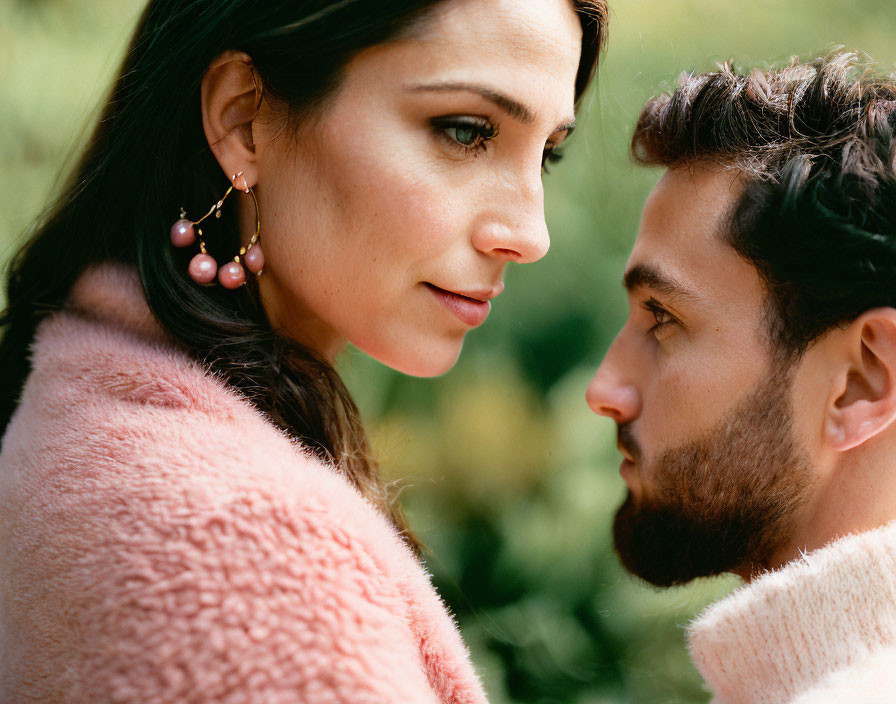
[622,263,700,302]
[406,81,577,134]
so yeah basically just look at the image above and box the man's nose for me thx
[586,340,642,424]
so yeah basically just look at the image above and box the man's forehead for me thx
[626,166,745,289]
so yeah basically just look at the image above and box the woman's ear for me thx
[201,50,262,188]
[824,308,896,451]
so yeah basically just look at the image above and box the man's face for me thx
[586,166,814,586]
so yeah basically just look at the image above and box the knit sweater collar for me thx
[68,261,167,342]
[687,520,896,703]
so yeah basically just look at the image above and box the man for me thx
[587,52,896,703]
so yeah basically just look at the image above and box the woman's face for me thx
[252,0,583,376]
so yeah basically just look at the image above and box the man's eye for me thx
[651,308,672,326]
[643,299,679,338]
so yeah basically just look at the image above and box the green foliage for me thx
[5,1,896,701]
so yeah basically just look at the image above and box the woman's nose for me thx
[586,342,642,424]
[471,177,550,264]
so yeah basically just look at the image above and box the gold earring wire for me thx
[233,186,262,276]
[231,172,262,273]
[192,183,235,252]
[170,170,264,287]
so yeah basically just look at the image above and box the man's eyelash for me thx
[642,298,678,334]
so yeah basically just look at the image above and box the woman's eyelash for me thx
[430,117,567,173]
[430,116,498,154]
[542,147,564,173]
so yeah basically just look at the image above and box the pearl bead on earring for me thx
[170,171,263,287]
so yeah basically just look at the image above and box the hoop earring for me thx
[170,171,264,289]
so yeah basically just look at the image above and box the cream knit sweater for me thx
[688,521,896,703]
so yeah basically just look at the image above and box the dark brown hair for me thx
[1,0,608,544]
[632,52,896,357]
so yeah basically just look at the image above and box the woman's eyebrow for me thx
[406,81,535,123]
[406,81,576,135]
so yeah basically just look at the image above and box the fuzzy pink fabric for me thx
[0,263,487,704]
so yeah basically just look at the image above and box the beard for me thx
[613,364,814,587]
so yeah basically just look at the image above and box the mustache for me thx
[617,423,642,462]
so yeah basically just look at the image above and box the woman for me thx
[0,0,606,701]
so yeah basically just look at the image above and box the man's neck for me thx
[771,440,896,571]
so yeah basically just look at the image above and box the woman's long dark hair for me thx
[0,0,607,539]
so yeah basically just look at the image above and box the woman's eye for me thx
[542,147,564,173]
[449,125,481,147]
[431,116,497,153]
[542,127,572,173]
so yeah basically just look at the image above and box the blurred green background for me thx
[4,1,896,702]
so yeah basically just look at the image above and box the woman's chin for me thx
[358,336,465,378]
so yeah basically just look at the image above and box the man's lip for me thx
[617,444,636,463]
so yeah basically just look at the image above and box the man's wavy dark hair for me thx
[632,51,896,358]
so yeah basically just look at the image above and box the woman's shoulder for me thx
[0,371,445,701]
[0,267,486,703]
[0,263,414,588]
[3,263,397,544]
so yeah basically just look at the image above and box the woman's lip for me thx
[424,283,492,327]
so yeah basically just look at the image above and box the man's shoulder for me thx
[689,523,896,704]
[790,645,896,704]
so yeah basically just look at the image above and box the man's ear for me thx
[201,51,262,188]
[824,308,896,451]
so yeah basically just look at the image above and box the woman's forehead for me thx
[343,0,582,117]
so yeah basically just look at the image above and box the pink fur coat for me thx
[0,263,487,704]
